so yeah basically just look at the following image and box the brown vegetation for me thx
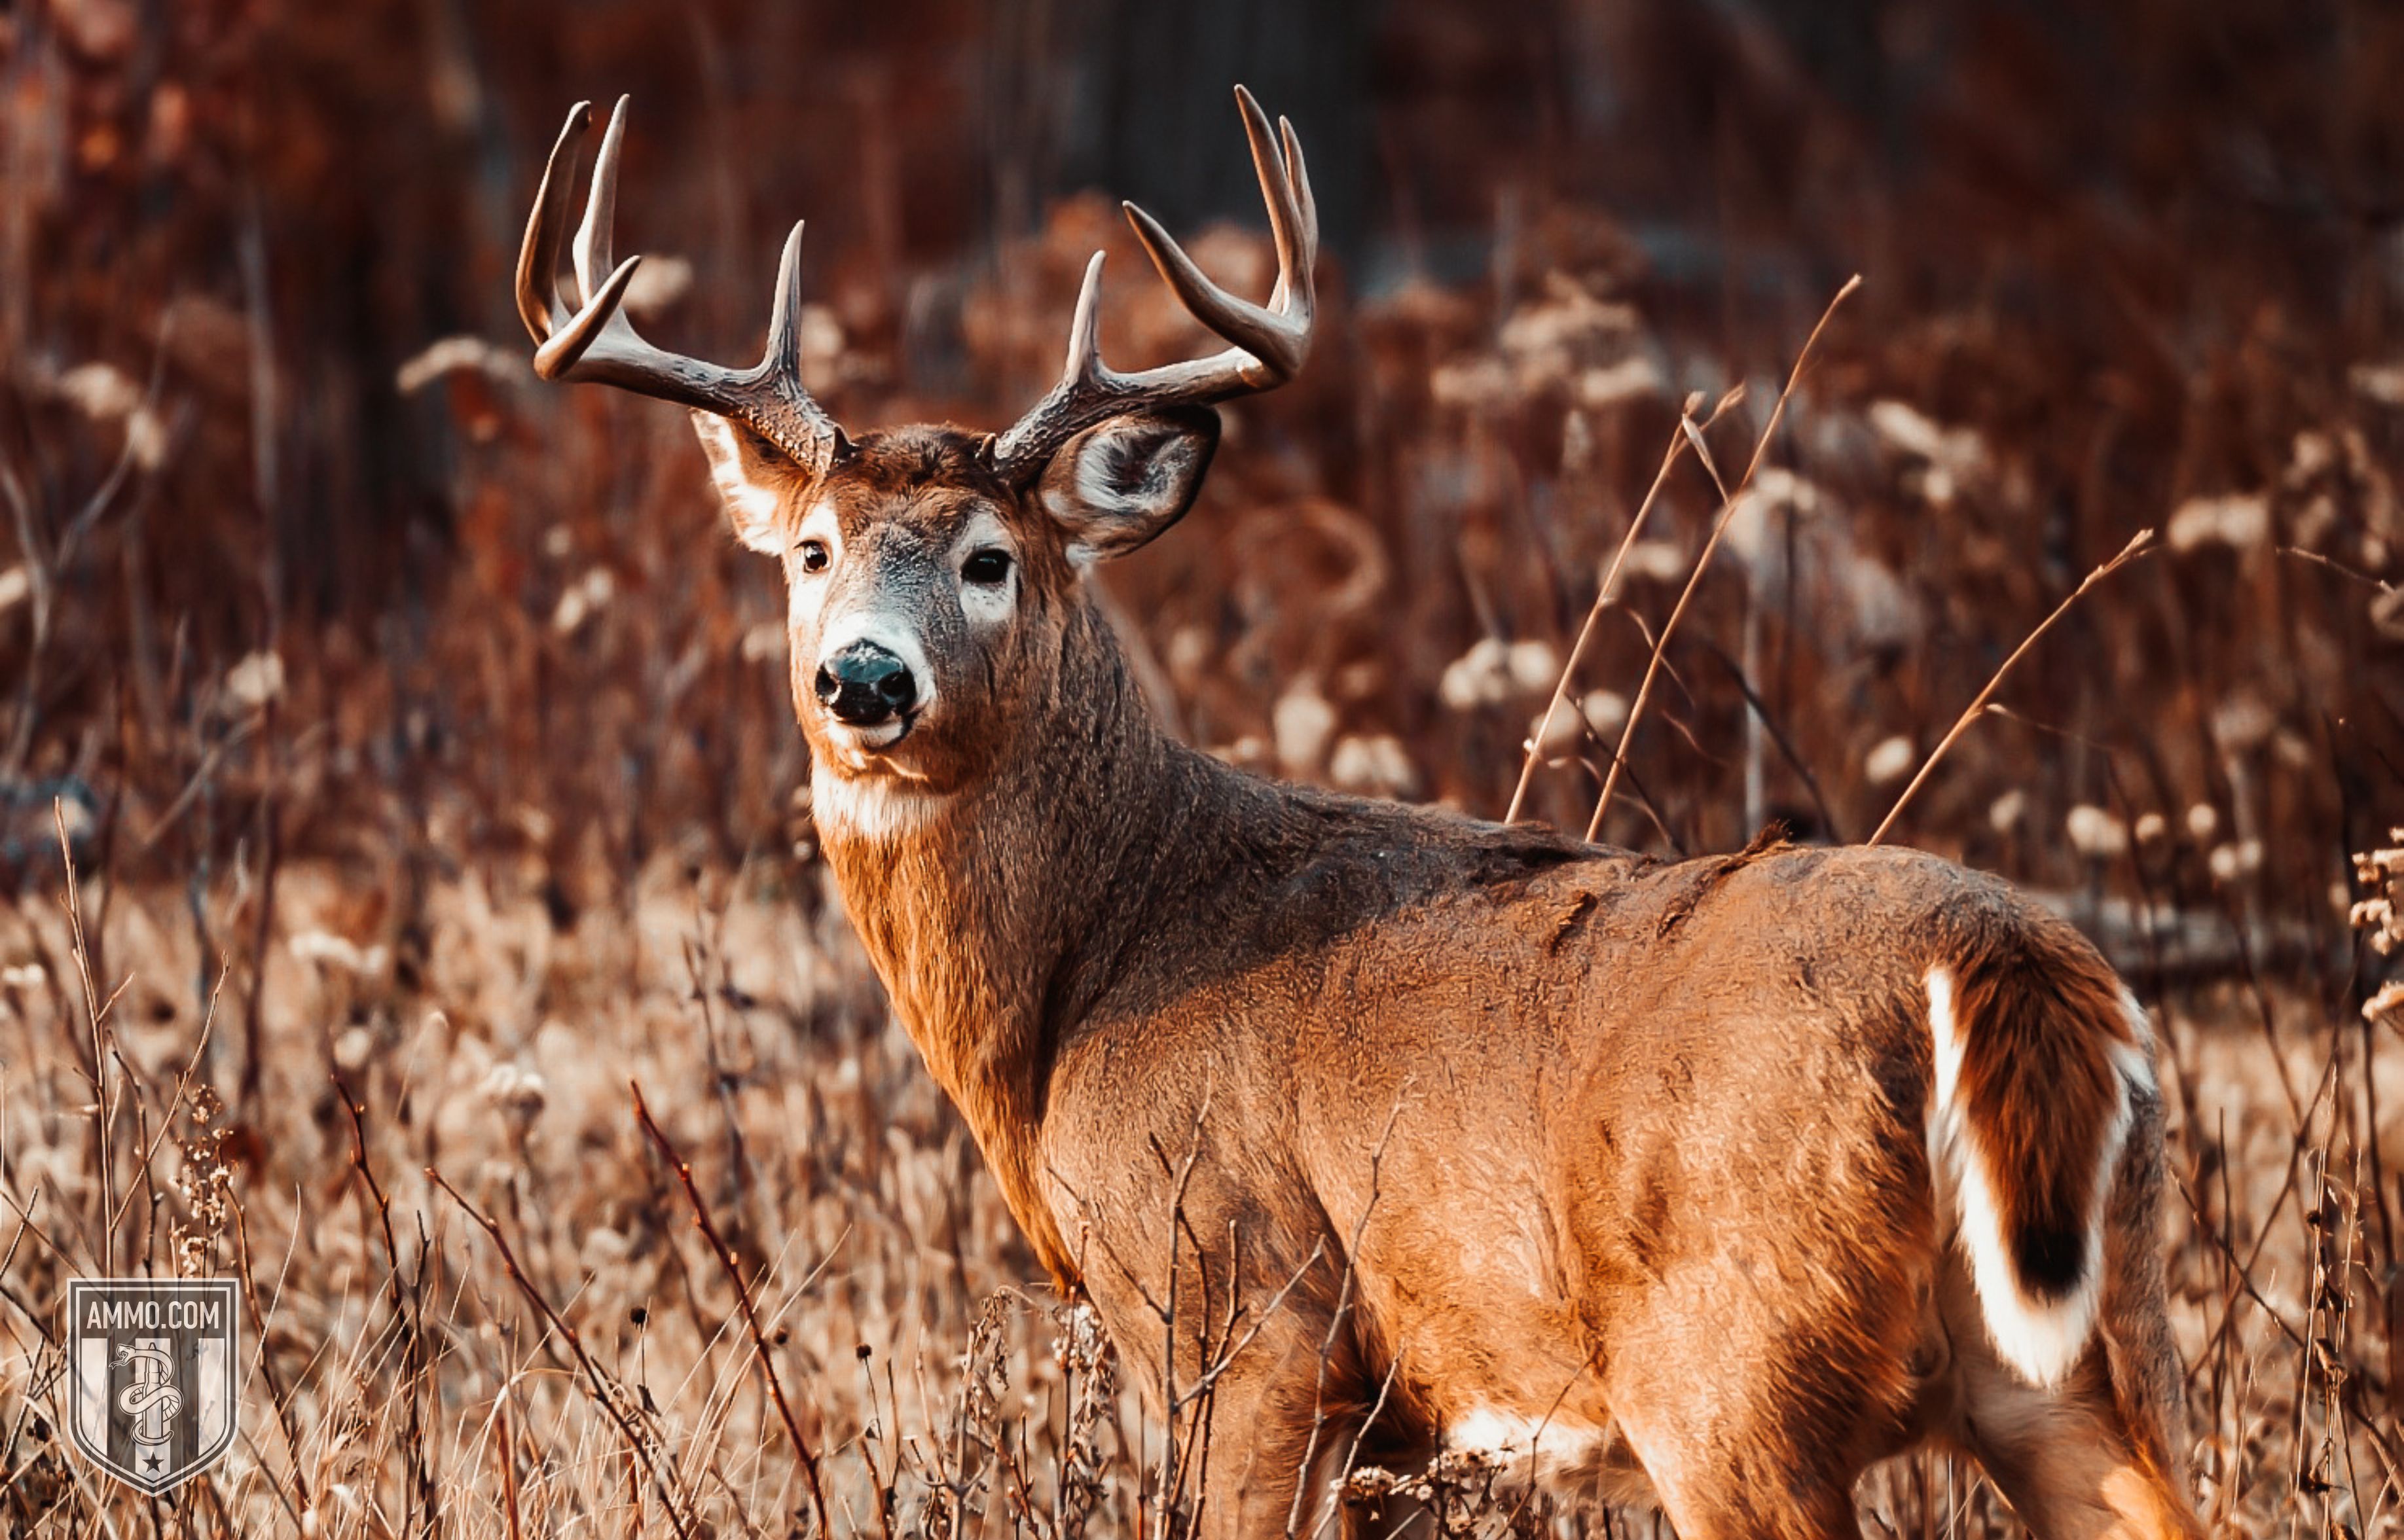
[2,1,2400,1534]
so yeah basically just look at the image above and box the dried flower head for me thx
[171,1083,234,1276]
[2066,804,2130,860]
[2352,828,2404,958]
[479,1062,548,1128]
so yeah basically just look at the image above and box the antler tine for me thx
[513,97,847,475]
[1062,251,1108,384]
[530,249,642,379]
[993,84,1320,478]
[762,220,812,379]
[570,96,630,302]
[516,101,594,344]
[1121,202,1305,383]
[1279,116,1319,274]
[1233,86,1303,302]
[1117,86,1315,383]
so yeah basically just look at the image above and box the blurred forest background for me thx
[5,0,2401,917]
[4,0,2404,1535]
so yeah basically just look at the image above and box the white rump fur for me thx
[1924,965,2144,1386]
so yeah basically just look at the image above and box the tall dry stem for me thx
[1868,528,2156,846]
[1590,276,1859,842]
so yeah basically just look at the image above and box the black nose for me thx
[814,641,917,726]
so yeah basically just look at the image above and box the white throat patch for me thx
[810,767,949,843]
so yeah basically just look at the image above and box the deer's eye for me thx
[796,539,831,574]
[962,548,1012,586]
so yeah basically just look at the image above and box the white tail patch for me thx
[2110,986,2158,1100]
[1923,965,2134,1386]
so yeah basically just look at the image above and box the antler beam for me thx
[993,84,1319,478]
[516,97,849,474]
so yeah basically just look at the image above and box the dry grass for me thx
[0,821,2397,1537]
[5,4,2403,1533]
[3,844,1104,1537]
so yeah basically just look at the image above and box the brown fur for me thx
[677,412,2201,1539]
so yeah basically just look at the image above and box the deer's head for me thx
[517,90,1316,821]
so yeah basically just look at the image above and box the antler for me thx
[993,84,1319,478]
[516,97,850,474]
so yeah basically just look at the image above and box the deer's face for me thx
[520,89,1307,835]
[693,410,1216,825]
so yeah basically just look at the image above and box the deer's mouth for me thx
[822,709,920,766]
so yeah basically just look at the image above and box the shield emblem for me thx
[65,1279,240,1494]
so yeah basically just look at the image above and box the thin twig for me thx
[428,1166,699,1540]
[1699,639,1843,842]
[1591,275,1861,840]
[630,1081,835,1540]
[335,1076,440,1539]
[104,967,223,1242]
[56,800,119,1276]
[1285,1096,1409,1540]
[494,1399,525,1540]
[2277,544,2397,593]
[1505,387,1742,824]
[1868,528,2156,846]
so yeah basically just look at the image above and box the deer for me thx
[515,90,2202,1540]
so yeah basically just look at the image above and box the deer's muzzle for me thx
[816,641,918,727]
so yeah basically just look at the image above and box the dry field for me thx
[6,1,2404,1534]
[0,826,2397,1538]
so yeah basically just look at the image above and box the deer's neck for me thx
[812,599,1200,1287]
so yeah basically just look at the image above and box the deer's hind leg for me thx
[1609,1401,1867,1540]
[1176,1308,1399,1540]
[1601,1324,1890,1540]
[1593,1243,1936,1539]
[1948,1346,2198,1539]
[1942,1278,2200,1537]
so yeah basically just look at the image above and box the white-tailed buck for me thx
[519,90,2201,1540]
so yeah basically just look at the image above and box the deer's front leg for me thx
[1163,1308,1378,1540]
[1066,1198,1381,1538]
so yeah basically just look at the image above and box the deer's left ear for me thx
[691,411,806,556]
[1037,407,1220,563]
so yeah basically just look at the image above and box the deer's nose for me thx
[816,641,917,726]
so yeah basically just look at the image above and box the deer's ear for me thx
[1037,408,1220,563]
[691,412,802,556]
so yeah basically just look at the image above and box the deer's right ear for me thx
[690,411,801,556]
[1037,408,1220,563]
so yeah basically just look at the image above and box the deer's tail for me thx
[1923,927,2154,1388]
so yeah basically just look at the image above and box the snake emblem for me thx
[115,1343,183,1435]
